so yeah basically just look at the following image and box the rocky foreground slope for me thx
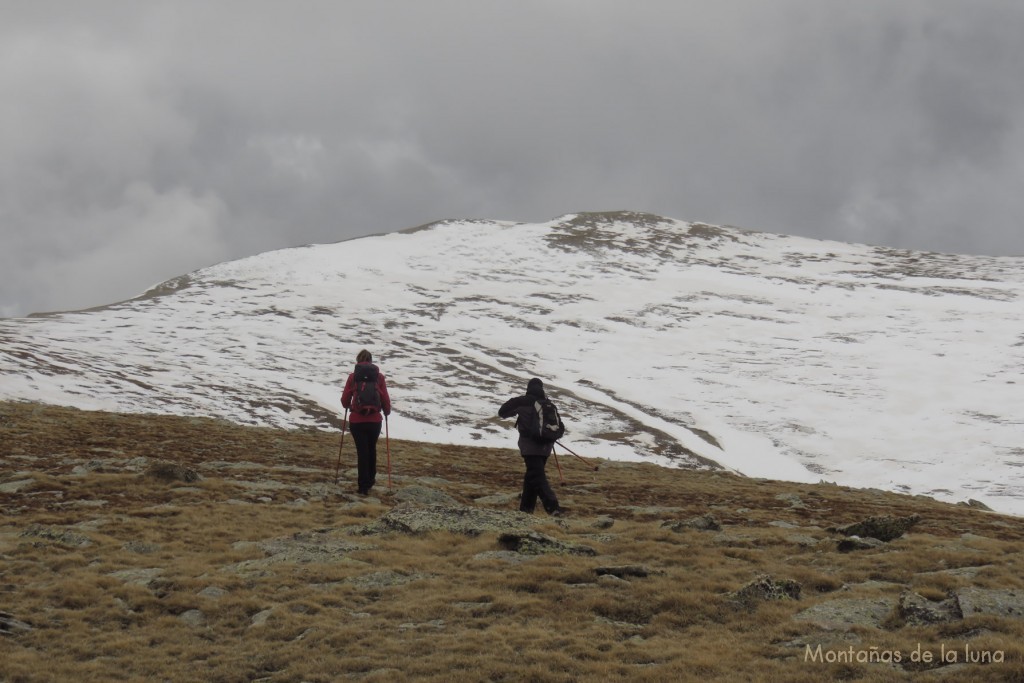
[1,401,1023,682]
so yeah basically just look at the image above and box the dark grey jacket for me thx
[499,379,553,457]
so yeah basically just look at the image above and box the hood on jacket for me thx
[526,378,546,399]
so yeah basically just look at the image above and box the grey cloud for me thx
[3,1,1024,316]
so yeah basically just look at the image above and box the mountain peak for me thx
[1,213,1022,513]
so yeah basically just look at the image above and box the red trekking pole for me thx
[551,443,566,486]
[385,413,393,491]
[555,441,599,471]
[334,408,348,484]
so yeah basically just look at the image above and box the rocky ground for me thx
[1,401,1024,682]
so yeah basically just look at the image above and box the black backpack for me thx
[519,399,565,442]
[351,364,382,416]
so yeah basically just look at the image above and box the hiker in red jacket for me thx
[341,349,392,495]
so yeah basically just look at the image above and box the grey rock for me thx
[222,529,368,574]
[145,462,200,483]
[729,574,802,607]
[829,514,921,542]
[497,531,597,556]
[592,515,615,530]
[198,586,228,599]
[473,493,519,506]
[662,513,721,532]
[620,505,685,516]
[919,565,989,580]
[398,619,445,631]
[597,574,629,587]
[20,524,92,548]
[956,587,1024,619]
[394,485,459,506]
[958,499,994,511]
[108,568,164,587]
[0,611,32,634]
[413,477,451,486]
[836,536,886,552]
[595,565,657,579]
[775,493,807,509]
[123,541,160,555]
[471,550,537,564]
[785,534,822,548]
[898,591,962,625]
[250,609,274,627]
[794,597,897,630]
[179,609,206,627]
[0,479,34,493]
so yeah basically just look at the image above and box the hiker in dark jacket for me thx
[498,378,563,516]
[341,349,391,495]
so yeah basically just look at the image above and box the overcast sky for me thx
[2,1,1023,317]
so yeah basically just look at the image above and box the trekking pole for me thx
[334,409,348,484]
[555,441,599,471]
[385,413,393,491]
[551,444,566,485]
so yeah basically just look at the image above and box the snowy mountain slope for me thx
[2,212,1022,512]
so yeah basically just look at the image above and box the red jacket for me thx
[341,362,392,424]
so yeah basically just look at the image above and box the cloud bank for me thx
[2,1,1023,316]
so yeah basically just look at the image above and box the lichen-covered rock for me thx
[956,587,1024,619]
[958,499,994,511]
[497,531,597,556]
[222,529,368,574]
[394,485,459,506]
[359,504,538,536]
[595,565,657,579]
[145,462,200,483]
[898,590,962,625]
[829,514,921,542]
[661,513,721,532]
[0,611,33,634]
[20,524,92,548]
[836,536,885,552]
[729,574,801,607]
[794,597,896,630]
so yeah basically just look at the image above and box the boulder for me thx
[394,485,460,506]
[898,590,962,625]
[829,514,921,542]
[0,611,32,635]
[145,462,200,483]
[957,499,994,511]
[956,587,1024,619]
[794,597,896,630]
[20,524,92,548]
[661,513,721,533]
[595,565,657,579]
[729,574,801,608]
[836,536,886,553]
[497,531,597,556]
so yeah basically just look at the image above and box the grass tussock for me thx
[2,400,1024,681]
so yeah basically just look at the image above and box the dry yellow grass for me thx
[2,401,1024,682]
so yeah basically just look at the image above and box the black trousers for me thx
[349,421,381,493]
[521,455,559,514]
